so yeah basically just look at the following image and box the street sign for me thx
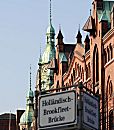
[83,92,99,130]
[39,90,77,128]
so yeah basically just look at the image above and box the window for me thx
[77,64,79,77]
[56,81,59,92]
[109,110,113,130]
[80,65,81,77]
[96,50,99,82]
[104,49,107,64]
[71,74,73,85]
[93,45,99,84]
[88,62,91,78]
[73,69,75,81]
[82,68,84,81]
[109,81,113,97]
[110,44,113,59]
[107,47,110,62]
[75,63,77,76]
[86,65,88,80]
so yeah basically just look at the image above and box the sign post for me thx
[39,90,77,129]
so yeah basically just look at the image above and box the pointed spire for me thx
[39,43,42,63]
[59,24,61,31]
[30,65,31,90]
[57,24,63,39]
[76,25,82,43]
[79,24,80,31]
[84,35,90,53]
[90,9,91,16]
[40,42,41,58]
[84,35,90,43]
[50,0,52,25]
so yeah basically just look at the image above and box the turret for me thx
[56,27,64,52]
[46,0,55,46]
[84,35,90,53]
[19,67,34,130]
[76,29,82,43]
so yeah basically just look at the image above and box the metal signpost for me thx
[39,90,77,129]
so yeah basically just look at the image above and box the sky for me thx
[0,0,92,114]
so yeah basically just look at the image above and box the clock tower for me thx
[36,0,55,91]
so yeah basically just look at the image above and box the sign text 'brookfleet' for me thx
[39,91,76,128]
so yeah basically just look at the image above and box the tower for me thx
[19,66,34,130]
[36,0,56,91]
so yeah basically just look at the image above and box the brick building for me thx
[48,0,114,130]
[16,110,25,130]
[0,113,16,130]
[36,0,114,129]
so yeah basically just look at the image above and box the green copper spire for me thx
[46,0,55,43]
[41,0,55,64]
[37,0,56,91]
[20,69,34,128]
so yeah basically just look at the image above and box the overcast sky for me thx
[0,0,91,114]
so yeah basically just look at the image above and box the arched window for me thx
[93,45,99,84]
[82,67,84,81]
[109,81,113,97]
[104,49,107,64]
[80,65,81,77]
[56,81,59,92]
[86,65,88,80]
[73,69,75,81]
[71,74,73,85]
[109,44,113,59]
[88,62,91,78]
[109,110,113,130]
[107,47,110,62]
[77,64,79,77]
[75,63,77,76]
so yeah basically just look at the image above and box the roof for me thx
[0,113,16,120]
[46,23,55,35]
[59,53,67,63]
[20,110,34,124]
[97,1,114,24]
[83,16,95,31]
[27,89,34,98]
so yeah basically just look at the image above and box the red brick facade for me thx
[0,113,16,130]
[51,0,114,130]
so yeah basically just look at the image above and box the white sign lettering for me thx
[39,90,77,128]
